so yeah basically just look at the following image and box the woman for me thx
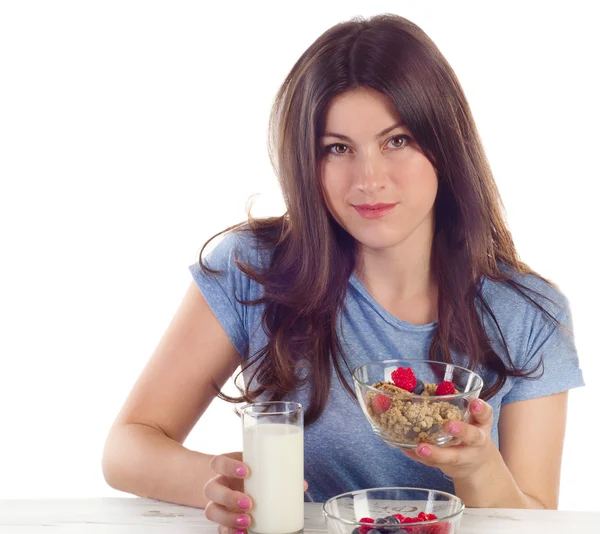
[102,13,584,532]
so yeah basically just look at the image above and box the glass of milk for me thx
[240,401,304,534]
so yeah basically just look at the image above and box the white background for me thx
[1,0,598,511]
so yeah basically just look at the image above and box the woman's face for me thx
[319,87,438,252]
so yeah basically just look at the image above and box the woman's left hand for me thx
[401,399,498,481]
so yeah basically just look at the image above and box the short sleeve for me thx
[188,231,257,357]
[501,304,585,404]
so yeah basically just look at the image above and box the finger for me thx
[400,448,419,461]
[469,399,493,428]
[415,443,463,467]
[223,451,244,462]
[205,501,252,530]
[400,447,437,468]
[445,420,487,447]
[304,480,308,492]
[204,474,253,511]
[218,527,247,534]
[210,454,249,478]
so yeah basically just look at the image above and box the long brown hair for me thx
[198,14,563,425]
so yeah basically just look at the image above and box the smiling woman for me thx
[319,88,438,265]
[102,12,585,532]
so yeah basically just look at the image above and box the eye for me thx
[386,134,411,149]
[323,143,351,157]
[321,135,411,158]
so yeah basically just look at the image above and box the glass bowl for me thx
[352,359,483,449]
[323,487,464,534]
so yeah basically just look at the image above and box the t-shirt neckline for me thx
[348,272,439,331]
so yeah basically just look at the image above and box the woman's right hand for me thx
[204,452,253,534]
[204,452,309,533]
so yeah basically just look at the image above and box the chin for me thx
[349,228,409,250]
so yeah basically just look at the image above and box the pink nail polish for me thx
[235,531,246,534]
[449,423,460,434]
[419,445,431,457]
[236,515,250,527]
[473,400,483,412]
[235,466,248,477]
[238,497,251,510]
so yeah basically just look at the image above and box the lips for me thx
[353,203,398,219]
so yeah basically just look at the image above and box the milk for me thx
[243,423,304,534]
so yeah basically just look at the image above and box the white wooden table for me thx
[0,498,599,533]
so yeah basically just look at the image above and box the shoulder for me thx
[200,225,272,273]
[477,266,574,367]
[480,267,570,324]
[483,268,584,402]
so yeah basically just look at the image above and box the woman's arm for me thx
[498,392,567,508]
[402,392,569,509]
[102,281,242,508]
[452,392,567,509]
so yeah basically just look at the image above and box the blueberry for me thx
[367,530,381,534]
[373,516,404,533]
[413,378,425,395]
[351,529,360,534]
[367,518,384,533]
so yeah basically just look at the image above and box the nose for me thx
[355,150,387,193]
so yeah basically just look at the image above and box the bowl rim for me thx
[322,486,465,526]
[351,359,484,399]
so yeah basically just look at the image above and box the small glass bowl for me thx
[323,487,464,534]
[352,359,483,449]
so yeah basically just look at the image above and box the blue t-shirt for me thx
[189,230,584,503]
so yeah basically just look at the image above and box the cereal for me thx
[365,379,463,446]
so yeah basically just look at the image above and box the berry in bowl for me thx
[352,359,483,449]
[323,487,464,534]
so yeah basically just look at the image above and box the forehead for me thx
[322,87,402,130]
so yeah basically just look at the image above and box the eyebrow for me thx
[321,121,406,142]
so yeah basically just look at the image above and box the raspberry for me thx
[371,394,391,414]
[426,522,451,534]
[391,366,417,392]
[392,513,405,521]
[358,517,374,534]
[436,381,456,396]
[397,513,445,534]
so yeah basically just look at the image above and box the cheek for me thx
[321,168,349,208]
[320,174,354,231]
[394,160,438,204]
